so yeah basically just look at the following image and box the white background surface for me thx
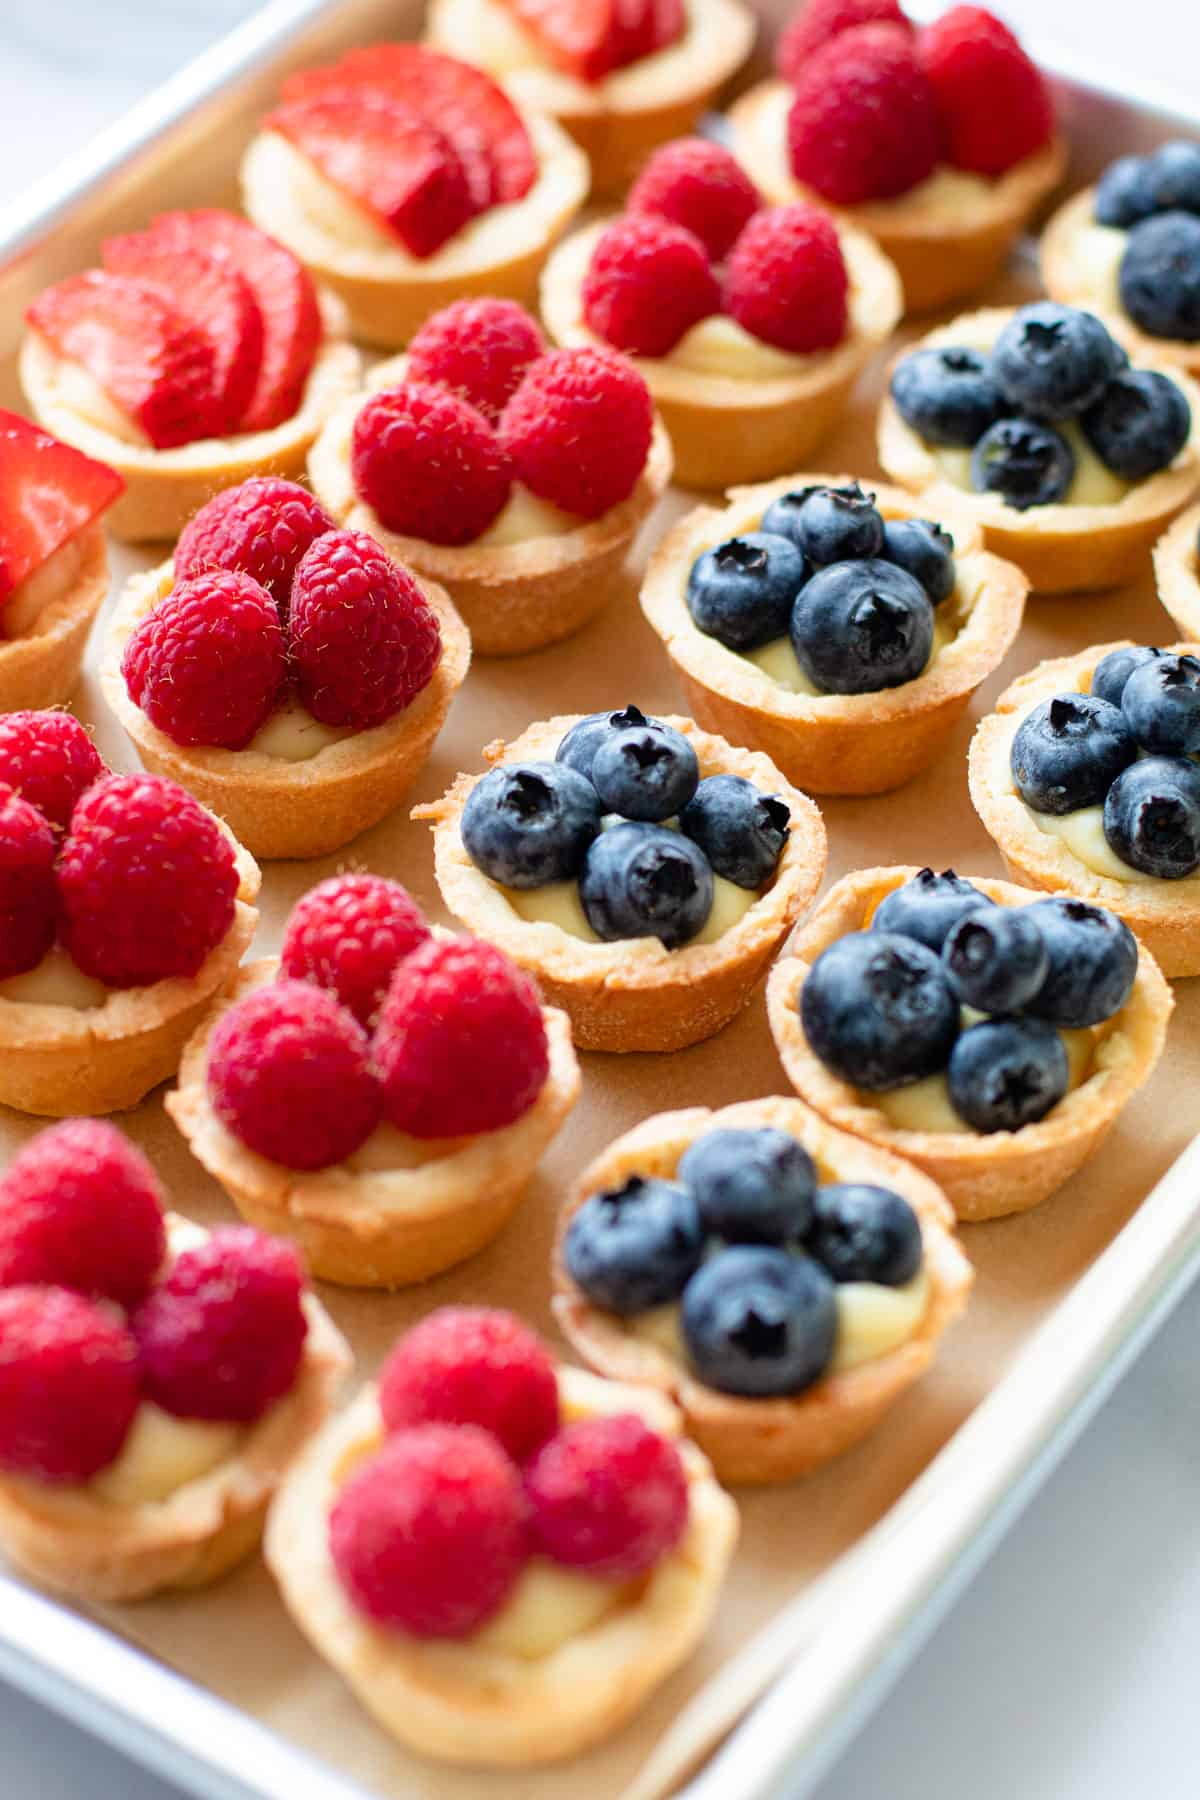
[1,2,1199,1797]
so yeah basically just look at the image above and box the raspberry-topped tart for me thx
[20,211,360,543]
[879,302,1200,592]
[766,866,1171,1221]
[0,1120,349,1603]
[100,488,470,859]
[265,1307,737,1765]
[241,45,588,349]
[168,880,579,1287]
[555,1097,971,1484]
[538,139,902,488]
[308,316,672,655]
[642,475,1027,794]
[729,3,1066,314]
[416,708,826,1052]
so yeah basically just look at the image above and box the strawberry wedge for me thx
[497,0,684,81]
[0,408,123,607]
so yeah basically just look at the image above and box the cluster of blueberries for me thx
[801,869,1138,1134]
[1094,139,1200,343]
[460,705,790,948]
[891,301,1191,509]
[1013,646,1200,879]
[685,483,955,695]
[565,1126,924,1398]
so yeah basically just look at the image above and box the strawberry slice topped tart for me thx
[20,210,360,542]
[240,45,588,349]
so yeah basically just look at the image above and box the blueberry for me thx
[789,483,884,564]
[678,1127,817,1244]
[579,822,713,948]
[1094,154,1156,228]
[1022,897,1138,1028]
[564,1176,705,1315]
[790,560,933,695]
[1119,213,1200,342]
[941,907,1049,1013]
[590,720,699,821]
[556,704,655,783]
[806,1183,923,1286]
[1141,140,1200,216]
[678,774,790,888]
[685,533,807,651]
[759,486,820,548]
[991,303,1120,418]
[461,761,600,888]
[1103,756,1200,878]
[1091,644,1163,709]
[1081,369,1192,480]
[880,517,957,604]
[947,1018,1069,1133]
[1010,693,1137,815]
[890,346,1007,447]
[680,1246,836,1397]
[800,930,959,1090]
[1121,652,1200,755]
[871,867,996,954]
[970,417,1075,510]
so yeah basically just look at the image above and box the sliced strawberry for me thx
[499,0,682,80]
[0,408,124,606]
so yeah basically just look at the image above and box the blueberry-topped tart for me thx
[766,866,1171,1221]
[878,302,1200,593]
[414,710,826,1051]
[642,474,1026,794]
[1153,500,1200,643]
[553,1096,972,1484]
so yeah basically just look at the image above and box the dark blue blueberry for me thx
[759,485,820,549]
[556,705,655,783]
[806,1184,923,1286]
[1103,756,1200,878]
[678,1127,817,1245]
[564,1176,705,1315]
[970,417,1075,510]
[1094,154,1157,228]
[880,517,956,604]
[680,1246,837,1397]
[789,483,884,564]
[1091,644,1163,709]
[790,560,933,695]
[685,533,807,651]
[947,1018,1069,1133]
[890,346,1007,447]
[1141,141,1200,216]
[941,907,1049,1013]
[590,720,699,822]
[678,774,789,888]
[1119,213,1200,342]
[871,867,995,954]
[1022,897,1139,1028]
[579,822,713,948]
[800,930,960,1091]
[1010,693,1137,815]
[1081,369,1192,479]
[1121,652,1200,755]
[461,761,600,888]
[991,303,1120,418]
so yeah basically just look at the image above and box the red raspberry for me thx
[329,1424,528,1636]
[0,711,105,832]
[58,773,238,989]
[406,299,546,423]
[627,138,761,261]
[919,6,1053,176]
[374,937,549,1139]
[174,477,336,612]
[500,348,654,520]
[122,570,287,750]
[0,1286,139,1483]
[724,203,849,351]
[787,23,939,204]
[133,1225,308,1424]
[379,1307,559,1463]
[289,530,443,731]
[0,1120,166,1309]
[350,382,512,545]
[207,978,381,1170]
[279,873,430,1027]
[776,0,912,83]
[0,785,58,981]
[581,216,719,358]
[524,1413,689,1577]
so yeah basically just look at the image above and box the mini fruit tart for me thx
[309,317,671,656]
[415,708,827,1052]
[265,1307,737,1765]
[554,1097,971,1486]
[767,866,1172,1222]
[168,883,580,1286]
[878,302,1200,593]
[100,493,470,860]
[241,45,588,350]
[1153,501,1200,637]
[0,754,260,1118]
[539,142,902,489]
[728,3,1066,314]
[0,1121,349,1603]
[20,210,361,543]
[642,474,1027,795]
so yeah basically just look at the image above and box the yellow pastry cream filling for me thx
[0,946,107,1010]
[1,531,90,641]
[89,1406,243,1507]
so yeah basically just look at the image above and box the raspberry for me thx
[724,203,849,351]
[627,138,761,261]
[0,785,58,981]
[0,1120,166,1308]
[279,873,430,1027]
[207,978,381,1170]
[500,348,654,520]
[0,711,105,832]
[329,1424,527,1636]
[133,1226,308,1424]
[919,7,1054,176]
[524,1413,689,1577]
[787,23,939,204]
[379,1308,559,1463]
[0,1287,139,1483]
[350,382,512,545]
[581,216,719,358]
[58,773,238,989]
[406,299,546,423]
[174,478,336,612]
[289,530,442,731]
[122,570,287,750]
[776,0,912,83]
